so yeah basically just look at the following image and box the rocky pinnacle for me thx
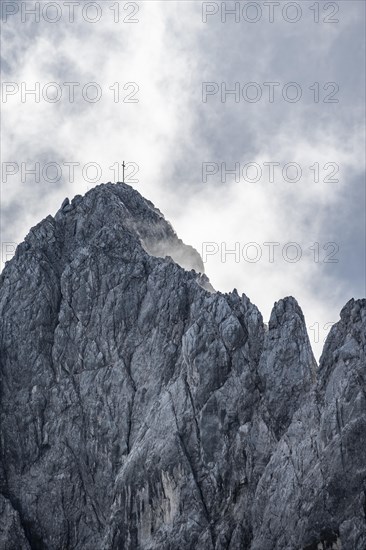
[0,183,365,549]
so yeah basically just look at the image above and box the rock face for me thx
[0,182,365,550]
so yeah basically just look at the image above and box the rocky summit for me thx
[0,183,365,550]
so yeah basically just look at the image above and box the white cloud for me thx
[1,0,365,360]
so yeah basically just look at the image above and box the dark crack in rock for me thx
[0,183,365,550]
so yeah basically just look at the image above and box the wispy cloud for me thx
[1,0,365,359]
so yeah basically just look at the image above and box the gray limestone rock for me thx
[0,183,365,549]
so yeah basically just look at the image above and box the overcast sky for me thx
[1,0,365,359]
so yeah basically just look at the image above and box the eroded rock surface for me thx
[0,183,365,549]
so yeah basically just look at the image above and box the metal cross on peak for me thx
[122,161,125,183]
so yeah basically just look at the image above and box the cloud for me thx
[1,0,365,360]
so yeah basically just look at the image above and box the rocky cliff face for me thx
[0,183,365,550]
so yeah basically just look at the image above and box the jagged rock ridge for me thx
[0,183,365,549]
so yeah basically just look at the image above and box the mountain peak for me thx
[0,184,365,550]
[4,182,205,280]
